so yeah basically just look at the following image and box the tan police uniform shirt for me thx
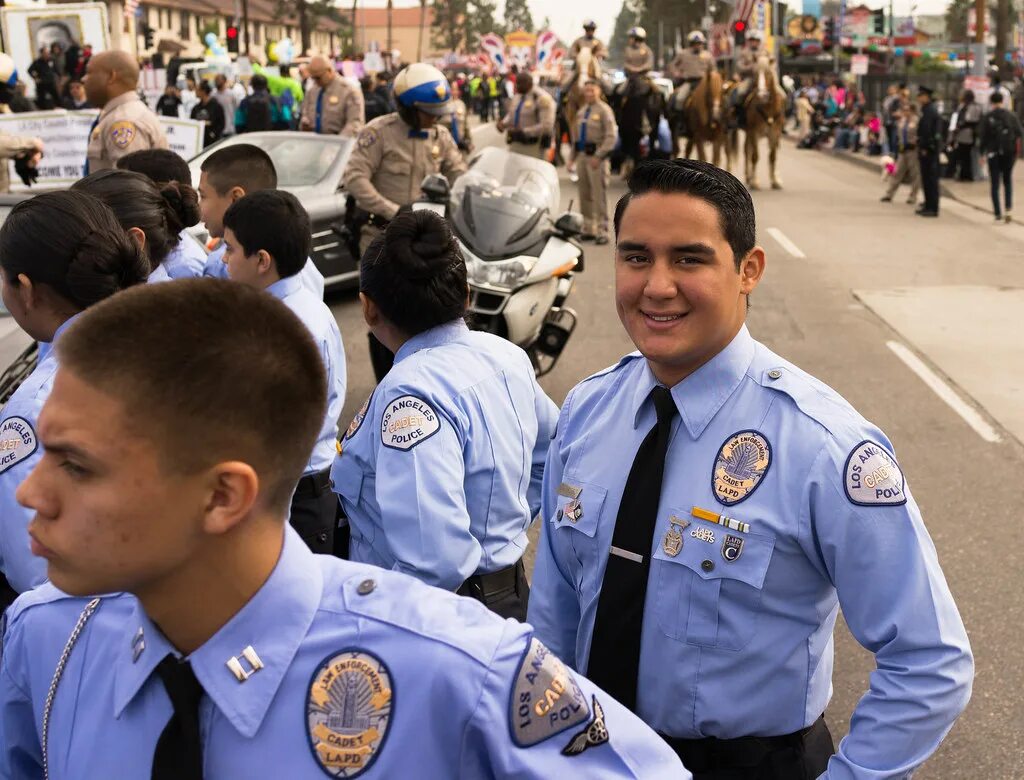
[623,43,654,77]
[500,89,556,140]
[343,113,466,220]
[300,77,364,137]
[569,35,608,61]
[86,91,168,173]
[736,47,769,79]
[670,49,712,81]
[438,98,473,153]
[571,100,617,156]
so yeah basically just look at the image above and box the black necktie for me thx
[152,654,205,780]
[587,385,678,712]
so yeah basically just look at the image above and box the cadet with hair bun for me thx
[72,169,204,282]
[331,209,557,620]
[0,190,149,607]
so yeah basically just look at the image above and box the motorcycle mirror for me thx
[553,210,585,237]
[420,174,450,203]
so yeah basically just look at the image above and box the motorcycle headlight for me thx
[464,252,536,291]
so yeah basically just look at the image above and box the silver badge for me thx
[661,515,689,557]
[722,534,744,562]
[690,526,716,544]
[565,498,583,522]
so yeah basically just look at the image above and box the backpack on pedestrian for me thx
[245,92,273,131]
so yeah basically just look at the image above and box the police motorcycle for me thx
[414,146,585,376]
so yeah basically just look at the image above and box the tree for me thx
[503,0,534,33]
[609,0,641,65]
[946,0,971,43]
[431,0,467,51]
[274,0,346,54]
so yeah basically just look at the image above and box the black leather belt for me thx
[659,716,825,772]
[294,468,332,499]
[458,559,524,603]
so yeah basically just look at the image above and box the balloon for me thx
[278,37,294,65]
[205,32,217,48]
[267,41,279,63]
[894,47,904,57]
[1006,52,1014,62]
[948,51,956,60]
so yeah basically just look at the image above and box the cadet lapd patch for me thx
[307,650,394,777]
[712,430,772,506]
[109,120,137,149]
[510,637,590,747]
[0,416,38,475]
[357,129,377,149]
[380,395,440,451]
[844,440,906,506]
[345,393,373,440]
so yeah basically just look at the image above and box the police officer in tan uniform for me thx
[343,63,466,380]
[730,30,780,126]
[623,28,655,79]
[497,72,556,160]
[438,81,473,158]
[569,20,607,62]
[82,51,167,175]
[299,55,364,137]
[669,32,713,91]
[570,79,617,244]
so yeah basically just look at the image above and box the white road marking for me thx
[886,340,1002,443]
[766,227,806,258]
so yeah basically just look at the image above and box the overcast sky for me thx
[363,0,952,46]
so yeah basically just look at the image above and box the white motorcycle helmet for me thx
[629,27,647,41]
[688,31,706,45]
[0,53,19,88]
[393,63,453,119]
[747,29,764,42]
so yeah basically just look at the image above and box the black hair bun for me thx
[159,180,202,230]
[384,210,457,280]
[66,230,149,307]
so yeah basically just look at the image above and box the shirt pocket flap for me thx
[651,519,774,590]
[331,464,364,503]
[549,480,608,539]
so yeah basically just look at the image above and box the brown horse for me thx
[737,56,785,190]
[680,66,733,170]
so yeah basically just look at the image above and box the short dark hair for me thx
[360,210,467,335]
[251,74,268,90]
[197,81,213,96]
[57,279,326,512]
[991,90,1004,104]
[0,190,148,309]
[117,148,192,187]
[222,190,310,278]
[200,143,277,196]
[72,170,201,269]
[613,159,755,269]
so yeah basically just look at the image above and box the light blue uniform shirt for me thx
[331,319,559,591]
[0,315,81,593]
[162,231,208,279]
[203,243,326,299]
[528,325,973,779]
[0,527,689,779]
[267,275,345,474]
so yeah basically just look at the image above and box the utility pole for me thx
[241,0,250,56]
[972,0,988,74]
[386,0,393,69]
[887,0,894,71]
[995,0,1009,75]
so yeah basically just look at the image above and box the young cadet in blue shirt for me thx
[220,190,345,554]
[0,191,148,609]
[116,149,211,280]
[527,159,973,779]
[196,143,325,297]
[0,280,689,780]
[331,210,558,620]
[71,169,204,284]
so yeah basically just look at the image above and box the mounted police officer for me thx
[570,20,608,62]
[623,27,655,89]
[730,30,779,128]
[669,31,714,137]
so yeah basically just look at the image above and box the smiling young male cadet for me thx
[527,159,973,779]
[0,280,689,780]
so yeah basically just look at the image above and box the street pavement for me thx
[330,127,1023,778]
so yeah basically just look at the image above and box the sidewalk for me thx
[792,137,1022,216]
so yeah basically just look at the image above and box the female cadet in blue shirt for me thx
[0,191,149,608]
[71,169,203,283]
[331,209,559,620]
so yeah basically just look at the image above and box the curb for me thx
[783,135,992,214]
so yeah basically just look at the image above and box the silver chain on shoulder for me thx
[41,597,101,780]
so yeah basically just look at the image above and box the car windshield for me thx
[189,135,348,188]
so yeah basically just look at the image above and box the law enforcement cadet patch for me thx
[357,129,377,149]
[380,395,440,451]
[0,416,38,475]
[510,637,590,747]
[109,121,137,149]
[345,393,373,441]
[306,650,394,777]
[712,430,772,506]
[843,440,907,507]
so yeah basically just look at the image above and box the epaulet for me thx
[5,583,122,625]
[325,565,508,669]
[754,362,863,442]
[579,351,643,386]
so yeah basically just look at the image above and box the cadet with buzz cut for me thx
[0,279,691,780]
[528,159,973,779]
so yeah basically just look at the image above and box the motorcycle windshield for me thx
[450,147,560,259]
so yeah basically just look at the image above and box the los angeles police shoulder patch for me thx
[843,440,907,507]
[0,416,38,475]
[306,649,394,777]
[109,120,137,149]
[345,392,373,441]
[712,430,772,506]
[380,395,440,451]
[509,637,590,747]
[357,129,377,149]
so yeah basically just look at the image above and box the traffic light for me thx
[226,25,239,53]
[732,20,746,48]
[872,8,885,35]
[822,16,835,49]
